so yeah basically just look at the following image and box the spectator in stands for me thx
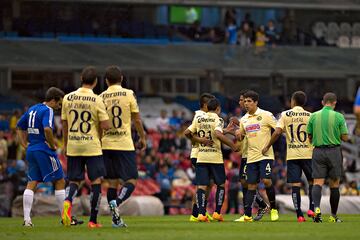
[169,110,182,131]
[238,22,252,47]
[353,86,360,136]
[265,20,279,47]
[0,114,10,132]
[241,12,255,38]
[9,110,21,133]
[226,161,240,214]
[143,155,157,179]
[159,131,176,153]
[187,20,204,41]
[0,131,8,170]
[255,25,268,54]
[225,19,238,45]
[156,164,174,214]
[156,109,170,133]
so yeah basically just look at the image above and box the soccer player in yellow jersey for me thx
[262,91,314,222]
[61,66,110,228]
[100,66,146,228]
[184,93,215,222]
[235,90,279,222]
[189,98,240,222]
[234,90,269,222]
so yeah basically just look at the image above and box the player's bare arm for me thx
[44,127,57,150]
[62,120,68,154]
[262,127,282,155]
[341,134,349,142]
[185,130,213,146]
[215,130,240,152]
[132,112,147,151]
[16,128,28,149]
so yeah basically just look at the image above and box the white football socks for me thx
[23,189,34,221]
[55,189,66,215]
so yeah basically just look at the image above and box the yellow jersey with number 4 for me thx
[239,108,276,163]
[61,87,109,156]
[100,85,139,151]
[277,106,313,160]
[188,112,224,164]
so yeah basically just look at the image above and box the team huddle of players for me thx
[185,90,338,223]
[17,66,146,228]
[17,67,347,227]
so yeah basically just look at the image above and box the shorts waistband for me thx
[315,145,340,148]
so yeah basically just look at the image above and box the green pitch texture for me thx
[1,214,360,240]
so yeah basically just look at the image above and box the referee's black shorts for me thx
[312,145,343,179]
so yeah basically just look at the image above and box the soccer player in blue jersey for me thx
[16,87,66,227]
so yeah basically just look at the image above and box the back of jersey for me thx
[61,88,109,156]
[17,103,54,152]
[277,106,313,160]
[100,85,139,151]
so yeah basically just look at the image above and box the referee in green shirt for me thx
[307,92,349,223]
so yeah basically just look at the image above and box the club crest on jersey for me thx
[256,116,262,121]
[246,124,260,132]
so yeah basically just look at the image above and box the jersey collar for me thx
[247,107,262,116]
[108,84,123,91]
[78,87,94,93]
[292,106,304,111]
[323,106,333,111]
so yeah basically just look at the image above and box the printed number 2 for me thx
[28,111,37,128]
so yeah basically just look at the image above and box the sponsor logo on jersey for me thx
[245,124,260,132]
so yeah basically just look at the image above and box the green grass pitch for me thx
[1,214,360,240]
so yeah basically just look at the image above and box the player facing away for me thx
[61,66,111,228]
[234,90,270,222]
[100,66,146,228]
[184,93,216,222]
[16,87,65,227]
[188,98,240,222]
[235,90,279,222]
[262,91,314,222]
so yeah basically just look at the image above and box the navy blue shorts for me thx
[195,163,225,186]
[191,158,197,168]
[103,150,138,181]
[27,150,64,182]
[246,160,273,184]
[67,155,106,181]
[239,158,247,180]
[287,159,313,183]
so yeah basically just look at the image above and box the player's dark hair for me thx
[105,65,123,85]
[292,91,307,107]
[323,92,337,104]
[207,98,220,111]
[45,87,65,102]
[239,89,249,97]
[81,66,97,85]
[243,90,259,102]
[199,93,215,108]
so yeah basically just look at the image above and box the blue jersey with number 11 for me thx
[17,103,54,152]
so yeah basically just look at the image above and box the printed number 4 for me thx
[266,163,271,173]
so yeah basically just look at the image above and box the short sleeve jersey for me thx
[100,85,139,151]
[238,116,248,159]
[239,108,277,163]
[17,103,55,152]
[61,87,109,156]
[277,106,313,160]
[187,110,207,159]
[189,112,224,164]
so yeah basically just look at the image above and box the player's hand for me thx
[137,138,147,151]
[231,143,241,152]
[199,138,213,147]
[46,141,57,151]
[262,146,269,156]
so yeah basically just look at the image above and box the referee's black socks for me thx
[312,185,322,209]
[330,188,340,217]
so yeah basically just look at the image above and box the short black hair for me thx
[292,91,307,107]
[239,89,249,97]
[199,93,215,108]
[243,90,259,102]
[207,98,220,111]
[45,87,65,102]
[81,66,97,85]
[323,92,337,104]
[105,65,122,85]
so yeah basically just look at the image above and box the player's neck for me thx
[248,107,258,115]
[43,101,53,109]
[81,84,94,90]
